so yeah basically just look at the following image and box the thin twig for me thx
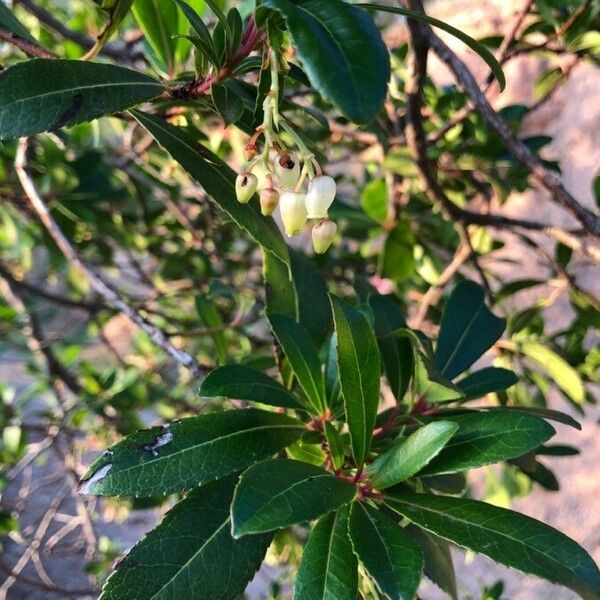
[14,138,207,381]
[0,26,55,58]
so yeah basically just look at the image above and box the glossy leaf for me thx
[434,281,506,380]
[366,421,458,489]
[369,294,413,402]
[173,0,220,68]
[268,314,326,413]
[132,109,289,264]
[421,411,555,476]
[324,421,345,471]
[407,525,457,600]
[414,351,464,404]
[0,2,36,42]
[456,367,519,400]
[359,3,506,90]
[195,296,227,365]
[79,409,304,497]
[349,502,423,600]
[386,493,600,600]
[99,476,271,600]
[132,0,180,72]
[330,295,381,465]
[294,506,358,600]
[263,0,390,124]
[0,60,164,140]
[199,364,307,410]
[212,83,244,125]
[231,459,356,537]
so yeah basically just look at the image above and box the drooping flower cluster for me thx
[235,151,338,254]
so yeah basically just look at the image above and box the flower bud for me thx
[312,219,337,254]
[274,152,301,190]
[305,175,336,219]
[260,187,280,216]
[235,172,258,204]
[280,191,308,237]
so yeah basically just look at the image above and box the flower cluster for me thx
[236,152,338,254]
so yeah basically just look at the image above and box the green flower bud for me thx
[312,219,337,254]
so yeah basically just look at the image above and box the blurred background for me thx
[0,0,598,598]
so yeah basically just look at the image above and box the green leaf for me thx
[132,109,289,264]
[386,493,600,600]
[349,502,423,600]
[381,219,415,283]
[360,179,389,223]
[173,0,220,69]
[324,421,345,471]
[434,281,506,380]
[79,409,304,497]
[96,0,135,47]
[231,459,356,537]
[132,0,180,73]
[294,506,358,600]
[456,367,519,400]
[330,295,381,465]
[359,3,506,91]
[420,411,555,476]
[0,2,36,42]
[406,525,457,600]
[290,250,332,349]
[199,364,307,410]
[414,351,464,404]
[99,476,271,600]
[518,341,586,404]
[268,314,326,413]
[366,421,458,489]
[368,297,414,402]
[0,59,164,140]
[195,296,227,365]
[263,0,390,124]
[211,83,244,125]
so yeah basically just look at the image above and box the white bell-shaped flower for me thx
[312,219,337,254]
[305,175,336,219]
[274,152,301,190]
[235,173,258,204]
[280,191,308,237]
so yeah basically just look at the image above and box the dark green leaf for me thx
[414,351,464,404]
[324,421,345,471]
[359,3,506,91]
[173,0,220,68]
[434,281,506,380]
[330,295,381,465]
[369,295,413,402]
[0,60,164,140]
[386,493,600,600]
[211,83,244,125]
[96,0,135,47]
[381,219,415,283]
[294,506,358,600]
[537,444,580,457]
[78,409,304,497]
[132,110,289,264]
[263,0,390,124]
[406,525,457,600]
[231,459,356,537]
[268,314,326,413]
[366,421,458,489]
[99,476,271,600]
[456,367,519,400]
[349,502,423,600]
[132,0,180,72]
[199,364,307,410]
[421,411,555,475]
[0,2,36,42]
